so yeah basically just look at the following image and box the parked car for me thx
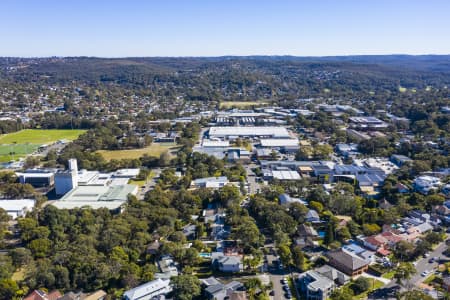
[421,270,431,277]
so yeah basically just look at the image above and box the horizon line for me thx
[2,53,450,59]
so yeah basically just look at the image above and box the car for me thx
[423,253,430,258]
[421,270,430,277]
[269,290,275,296]
[429,258,434,263]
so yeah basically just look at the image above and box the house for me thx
[201,277,245,300]
[155,255,179,279]
[298,224,319,239]
[123,278,171,300]
[212,253,243,273]
[306,209,320,223]
[390,154,413,167]
[147,240,161,255]
[297,270,337,300]
[182,224,197,240]
[396,183,410,193]
[57,290,106,300]
[24,290,62,300]
[295,224,319,249]
[279,194,307,206]
[326,249,369,276]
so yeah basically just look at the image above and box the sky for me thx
[1,0,450,57]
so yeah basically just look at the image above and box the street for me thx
[137,168,161,199]
[369,238,449,299]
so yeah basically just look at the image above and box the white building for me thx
[191,176,229,189]
[0,199,35,219]
[414,175,442,194]
[209,126,290,139]
[123,279,172,300]
[55,158,78,196]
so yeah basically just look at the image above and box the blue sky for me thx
[1,0,450,57]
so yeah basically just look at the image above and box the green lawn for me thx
[97,143,179,161]
[129,171,155,187]
[353,279,384,300]
[0,129,86,144]
[382,271,395,279]
[0,129,86,162]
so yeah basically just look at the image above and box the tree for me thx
[278,244,293,267]
[330,286,354,300]
[171,274,201,300]
[324,222,335,245]
[0,279,19,300]
[394,262,416,288]
[292,246,306,271]
[351,277,371,294]
[159,150,172,167]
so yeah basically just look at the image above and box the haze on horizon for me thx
[1,0,450,57]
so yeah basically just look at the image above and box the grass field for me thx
[0,129,86,144]
[220,101,268,109]
[97,143,179,161]
[0,129,86,162]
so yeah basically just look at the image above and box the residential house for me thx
[57,290,106,300]
[201,277,245,300]
[182,224,197,240]
[279,194,307,206]
[24,290,62,300]
[155,255,179,279]
[212,252,243,273]
[295,224,319,249]
[123,279,171,300]
[326,249,369,276]
[306,210,321,223]
[297,265,350,300]
[298,270,335,300]
[390,154,412,167]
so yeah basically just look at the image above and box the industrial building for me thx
[17,170,55,187]
[259,138,300,153]
[208,126,290,139]
[51,184,138,211]
[0,199,35,219]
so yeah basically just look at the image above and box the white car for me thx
[421,270,430,277]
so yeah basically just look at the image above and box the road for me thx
[137,168,161,199]
[369,238,449,299]
[408,239,448,286]
[244,164,262,195]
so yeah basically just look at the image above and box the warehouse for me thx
[51,184,138,211]
[259,138,299,153]
[209,126,290,139]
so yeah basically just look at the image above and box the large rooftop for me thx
[51,184,138,210]
[209,126,290,138]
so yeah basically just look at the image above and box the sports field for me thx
[97,143,179,161]
[0,129,86,162]
[219,101,268,109]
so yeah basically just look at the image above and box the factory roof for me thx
[202,140,230,147]
[272,170,301,180]
[51,184,137,210]
[209,126,290,138]
[260,138,299,147]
